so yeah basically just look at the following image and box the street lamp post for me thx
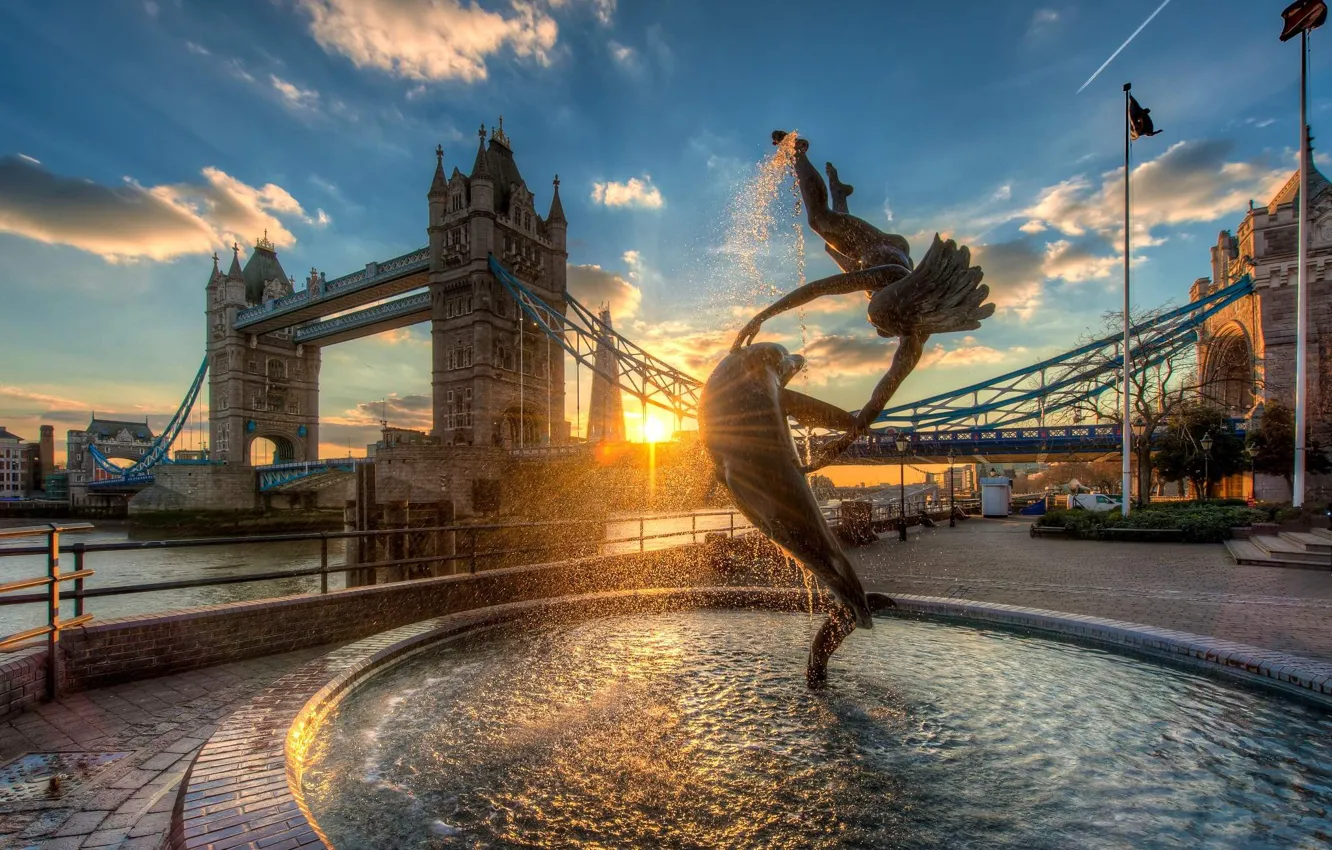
[896,434,909,542]
[1245,443,1257,503]
[947,447,956,528]
[1200,430,1214,501]
[1279,0,1327,506]
[1131,418,1148,507]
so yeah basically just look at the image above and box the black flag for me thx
[1127,94,1161,141]
[1280,0,1328,42]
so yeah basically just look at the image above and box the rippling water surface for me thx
[302,610,1332,849]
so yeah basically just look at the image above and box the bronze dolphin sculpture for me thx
[700,342,892,686]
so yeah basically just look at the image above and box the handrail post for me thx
[469,528,477,574]
[73,542,86,619]
[730,511,735,538]
[319,534,329,594]
[639,516,645,553]
[46,526,60,701]
[692,513,697,544]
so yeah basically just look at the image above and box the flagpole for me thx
[1122,82,1133,516]
[1294,29,1310,507]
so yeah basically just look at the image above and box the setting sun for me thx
[642,414,673,444]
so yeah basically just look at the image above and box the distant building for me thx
[67,417,155,505]
[43,472,69,502]
[927,465,977,496]
[368,427,435,457]
[18,425,55,495]
[0,427,27,498]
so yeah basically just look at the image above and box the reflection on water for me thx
[0,512,754,636]
[304,610,1332,850]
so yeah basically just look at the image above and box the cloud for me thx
[590,175,663,209]
[226,58,255,84]
[1026,7,1060,37]
[1022,139,1286,245]
[568,262,642,319]
[0,156,315,263]
[270,75,320,111]
[919,336,1029,369]
[803,333,891,379]
[296,0,561,84]
[991,184,1012,202]
[608,40,637,70]
[185,41,210,55]
[325,393,433,430]
[0,385,90,415]
[144,0,159,17]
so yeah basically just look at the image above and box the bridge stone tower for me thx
[206,237,321,465]
[1193,160,1332,501]
[426,120,569,446]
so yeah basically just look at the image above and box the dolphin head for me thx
[739,342,805,388]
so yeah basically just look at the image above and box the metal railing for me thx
[0,502,965,697]
[0,523,95,699]
[0,512,774,691]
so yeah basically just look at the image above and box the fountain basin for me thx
[170,588,1332,849]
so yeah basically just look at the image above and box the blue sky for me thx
[0,0,1322,469]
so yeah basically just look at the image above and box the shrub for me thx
[1035,504,1263,543]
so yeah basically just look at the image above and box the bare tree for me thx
[1042,305,1259,504]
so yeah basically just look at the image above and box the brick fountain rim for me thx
[169,586,1332,849]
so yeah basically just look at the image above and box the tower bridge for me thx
[93,123,1330,512]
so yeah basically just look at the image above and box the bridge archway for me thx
[1203,323,1255,414]
[248,434,297,465]
[499,405,543,448]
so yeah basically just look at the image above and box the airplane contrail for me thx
[1076,0,1176,94]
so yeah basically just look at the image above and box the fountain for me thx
[702,130,994,687]
[185,131,1332,850]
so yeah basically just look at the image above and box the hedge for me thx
[1037,503,1265,544]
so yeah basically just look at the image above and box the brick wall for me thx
[0,646,46,719]
[0,536,775,720]
[128,465,259,513]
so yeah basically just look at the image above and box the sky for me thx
[0,0,1324,483]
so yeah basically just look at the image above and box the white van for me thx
[1065,493,1122,512]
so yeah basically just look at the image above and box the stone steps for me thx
[1225,534,1332,570]
[1279,530,1332,555]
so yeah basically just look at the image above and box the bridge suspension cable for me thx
[89,356,209,480]
[489,255,702,422]
[868,275,1255,432]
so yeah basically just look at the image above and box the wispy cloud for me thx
[184,41,210,56]
[270,75,320,111]
[591,175,663,209]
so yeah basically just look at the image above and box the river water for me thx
[0,511,757,640]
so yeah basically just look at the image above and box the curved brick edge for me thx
[885,594,1332,707]
[169,587,1332,850]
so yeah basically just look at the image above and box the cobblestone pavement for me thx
[3,522,1332,847]
[0,647,332,849]
[858,516,1332,662]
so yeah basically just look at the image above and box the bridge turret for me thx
[546,174,567,251]
[428,144,448,270]
[468,124,494,215]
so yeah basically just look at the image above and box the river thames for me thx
[0,511,758,638]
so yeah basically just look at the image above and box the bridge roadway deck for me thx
[3,519,1331,847]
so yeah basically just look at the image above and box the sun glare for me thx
[643,415,672,444]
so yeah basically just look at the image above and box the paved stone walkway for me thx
[2,519,1331,848]
[0,647,332,849]
[859,516,1332,663]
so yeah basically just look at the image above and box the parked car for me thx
[1065,493,1122,512]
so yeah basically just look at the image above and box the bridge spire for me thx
[470,125,492,180]
[227,243,243,279]
[429,143,447,196]
[547,174,566,225]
